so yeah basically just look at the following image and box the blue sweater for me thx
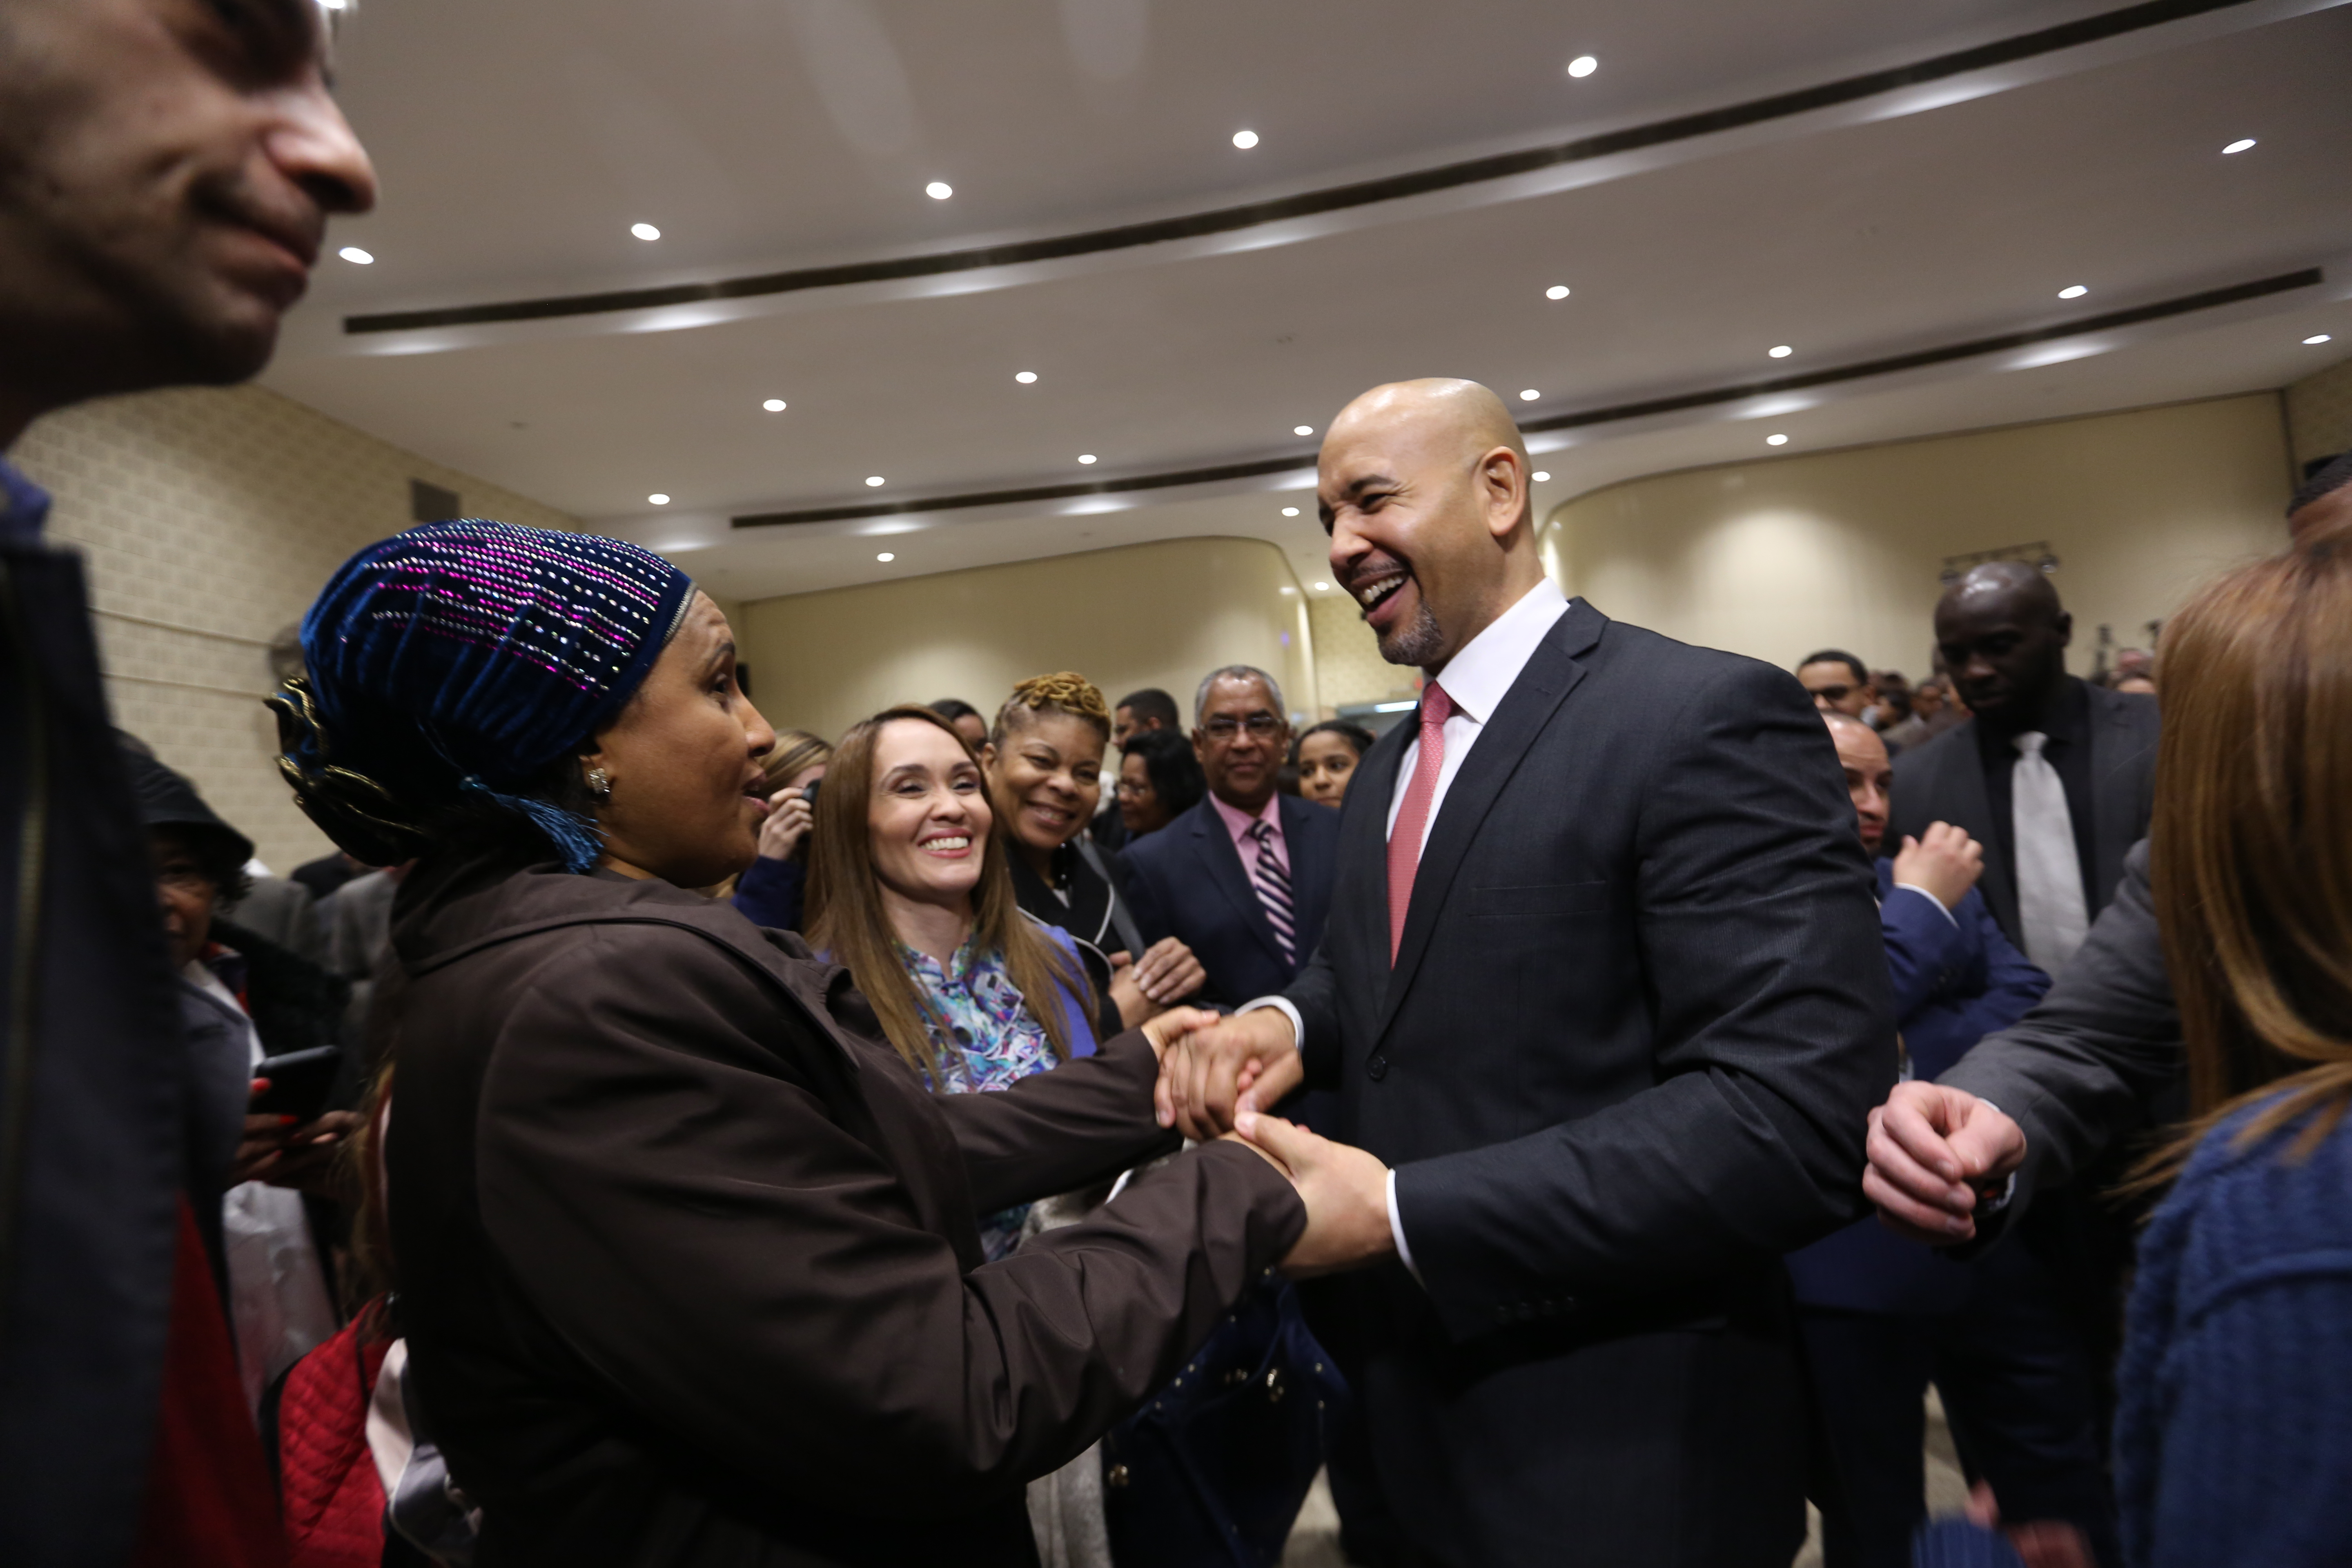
[2115,1095,2352,1567]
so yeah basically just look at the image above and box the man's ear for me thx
[2052,610,2074,648]
[1480,447,1524,541]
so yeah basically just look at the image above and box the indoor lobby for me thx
[2,2,2348,1566]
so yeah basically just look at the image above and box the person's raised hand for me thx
[1863,1080,2026,1243]
[267,1109,363,1196]
[755,784,814,862]
[1891,821,1983,910]
[1129,936,1205,1009]
[229,1079,299,1185]
[1153,1007,1303,1139]
[1231,1105,1394,1277]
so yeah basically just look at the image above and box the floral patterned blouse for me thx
[901,935,1062,1260]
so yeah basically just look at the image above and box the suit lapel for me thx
[1189,802,1287,967]
[1950,720,2017,943]
[1374,601,1602,1045]
[1280,795,1334,958]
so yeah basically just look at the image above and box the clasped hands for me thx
[1137,1008,1394,1276]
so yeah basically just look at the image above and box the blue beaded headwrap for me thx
[269,519,695,873]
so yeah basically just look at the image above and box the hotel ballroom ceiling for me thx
[264,0,2352,602]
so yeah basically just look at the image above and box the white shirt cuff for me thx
[1892,882,1960,927]
[1385,1168,1421,1284]
[1238,995,1305,1051]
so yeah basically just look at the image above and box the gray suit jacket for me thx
[1939,839,2183,1245]
[1887,679,2159,950]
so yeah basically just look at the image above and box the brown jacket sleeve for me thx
[472,926,1302,1517]
[934,1029,1183,1213]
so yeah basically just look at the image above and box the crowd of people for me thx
[4,7,2352,1568]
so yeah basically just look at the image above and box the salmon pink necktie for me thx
[1386,682,1453,965]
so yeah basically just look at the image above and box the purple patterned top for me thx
[902,934,1067,1261]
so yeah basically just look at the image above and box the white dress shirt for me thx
[1246,577,1572,1281]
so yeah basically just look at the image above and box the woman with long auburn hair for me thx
[2115,518,2352,1567]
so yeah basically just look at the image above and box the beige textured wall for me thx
[1545,395,2294,682]
[2285,352,2352,470]
[735,537,1314,744]
[1306,589,1412,713]
[13,385,582,873]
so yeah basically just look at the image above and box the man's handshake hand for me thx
[1863,1080,2028,1244]
[1151,1007,1306,1141]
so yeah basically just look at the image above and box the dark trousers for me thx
[1797,1248,2120,1568]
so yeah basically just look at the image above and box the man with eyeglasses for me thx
[1117,666,1342,1013]
[1797,649,1878,719]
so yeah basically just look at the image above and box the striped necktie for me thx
[1246,819,1297,968]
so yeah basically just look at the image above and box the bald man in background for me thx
[1158,380,1893,1566]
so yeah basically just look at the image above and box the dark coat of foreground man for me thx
[386,846,1304,1568]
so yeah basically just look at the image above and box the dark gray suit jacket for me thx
[1940,839,2183,1245]
[1117,793,1339,1009]
[1887,680,2160,949]
[1280,600,1895,1565]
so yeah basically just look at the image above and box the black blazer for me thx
[1116,794,1340,1008]
[1887,680,2160,949]
[1282,599,1895,1567]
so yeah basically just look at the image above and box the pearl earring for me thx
[586,766,612,800]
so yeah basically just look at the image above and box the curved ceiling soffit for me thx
[725,264,2333,529]
[335,0,2336,354]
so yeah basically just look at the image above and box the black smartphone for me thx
[251,1045,343,1123]
[799,777,820,806]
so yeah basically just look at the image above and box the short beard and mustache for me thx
[1348,556,1445,667]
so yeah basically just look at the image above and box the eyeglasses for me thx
[1115,778,1152,800]
[1809,685,1858,704]
[155,866,217,894]
[1201,715,1283,742]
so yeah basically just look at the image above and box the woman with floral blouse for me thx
[806,704,1114,1259]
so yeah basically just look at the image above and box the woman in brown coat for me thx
[270,521,1325,1567]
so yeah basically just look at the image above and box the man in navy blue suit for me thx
[1790,713,2116,1568]
[1117,666,1341,1009]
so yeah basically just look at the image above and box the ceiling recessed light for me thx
[876,552,895,563]
[1768,344,1794,359]
[864,475,886,487]
[2222,137,2256,154]
[1232,129,1259,149]
[1313,581,1330,591]
[1545,284,1570,300]
[1014,370,1038,384]
[648,492,671,504]
[1078,454,1098,465]
[1281,506,1301,517]
[1566,55,1598,78]
[762,398,787,412]
[1765,434,1788,447]
[1294,424,1314,436]
[630,223,660,241]
[2058,285,2089,299]
[1532,471,1551,482]
[1519,388,1541,402]
[337,246,373,265]
[2305,333,2334,345]
[1280,585,1295,594]
[924,181,953,200]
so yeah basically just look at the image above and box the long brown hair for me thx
[2140,519,2352,1179]
[805,705,1094,1078]
[759,728,833,790]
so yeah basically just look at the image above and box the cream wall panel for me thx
[735,537,1312,744]
[13,384,582,873]
[2285,352,2352,470]
[1546,395,2294,682]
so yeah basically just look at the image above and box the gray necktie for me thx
[2011,731,2089,973]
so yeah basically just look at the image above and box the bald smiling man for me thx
[1157,380,1894,1566]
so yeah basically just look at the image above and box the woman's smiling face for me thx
[983,710,1105,857]
[867,717,991,909]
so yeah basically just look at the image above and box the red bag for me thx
[274,1301,392,1568]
